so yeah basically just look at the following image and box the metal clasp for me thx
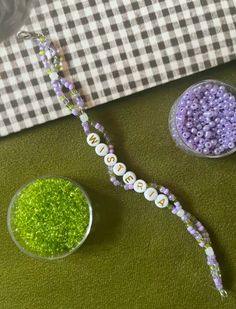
[220,289,228,298]
[17,31,41,41]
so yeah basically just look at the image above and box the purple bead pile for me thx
[175,81,236,156]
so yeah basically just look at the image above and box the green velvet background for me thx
[0,62,236,309]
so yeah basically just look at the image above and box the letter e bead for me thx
[123,171,136,184]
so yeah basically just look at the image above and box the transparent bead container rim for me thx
[168,79,236,158]
[7,175,93,260]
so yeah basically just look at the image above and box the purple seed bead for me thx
[203,125,210,131]
[190,229,196,235]
[199,242,205,247]
[71,109,79,116]
[186,122,193,128]
[168,194,175,201]
[174,201,181,208]
[183,132,190,139]
[112,180,120,186]
[187,226,193,233]
[205,131,212,139]
[205,142,211,149]
[69,83,74,90]
[195,234,202,241]
[171,207,179,214]
[198,225,204,232]
[40,55,46,61]
[228,142,235,149]
[213,277,223,290]
[95,123,101,130]
[163,188,169,195]
[95,123,104,132]
[159,186,166,193]
[197,130,204,137]
[76,97,85,107]
[207,260,214,266]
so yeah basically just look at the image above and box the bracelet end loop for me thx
[17,31,41,41]
[220,289,228,298]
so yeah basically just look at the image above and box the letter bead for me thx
[134,179,147,193]
[113,162,127,176]
[155,194,169,208]
[104,153,117,166]
[144,187,158,201]
[95,143,109,157]
[123,171,136,184]
[87,133,100,147]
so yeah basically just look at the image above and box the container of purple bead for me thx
[169,80,236,158]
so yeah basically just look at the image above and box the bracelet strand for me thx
[17,31,227,298]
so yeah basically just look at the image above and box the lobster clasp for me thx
[17,31,41,41]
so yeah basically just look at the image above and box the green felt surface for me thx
[0,62,236,309]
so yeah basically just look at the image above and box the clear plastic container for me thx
[169,80,236,158]
[7,176,93,260]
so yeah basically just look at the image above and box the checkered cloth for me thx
[0,0,236,137]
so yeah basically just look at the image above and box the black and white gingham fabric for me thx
[0,0,236,137]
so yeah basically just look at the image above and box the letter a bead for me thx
[155,194,169,208]
[87,133,100,147]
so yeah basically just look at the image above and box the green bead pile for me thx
[9,177,90,258]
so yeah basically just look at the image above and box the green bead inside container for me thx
[7,176,92,260]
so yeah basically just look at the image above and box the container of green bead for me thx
[7,176,92,260]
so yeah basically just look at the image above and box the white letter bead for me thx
[113,162,127,176]
[79,113,89,123]
[86,133,100,147]
[176,209,185,217]
[205,247,214,256]
[123,171,136,184]
[155,194,169,208]
[144,188,158,201]
[134,179,147,193]
[95,143,109,157]
[104,153,117,166]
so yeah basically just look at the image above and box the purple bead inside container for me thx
[169,80,236,158]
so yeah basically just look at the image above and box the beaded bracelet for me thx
[17,30,227,297]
